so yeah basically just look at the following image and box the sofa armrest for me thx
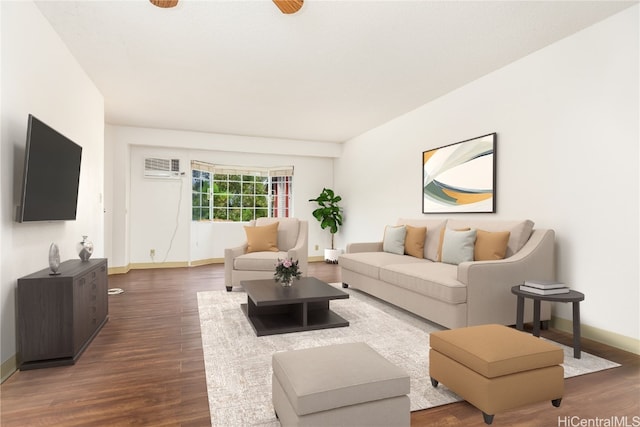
[458,229,556,326]
[287,221,308,276]
[346,242,383,253]
[224,243,247,286]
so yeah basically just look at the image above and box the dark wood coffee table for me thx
[240,277,349,336]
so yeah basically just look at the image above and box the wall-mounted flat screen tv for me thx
[17,114,82,222]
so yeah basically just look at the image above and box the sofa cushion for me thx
[397,218,448,261]
[404,225,426,258]
[234,251,288,271]
[441,229,477,265]
[379,262,466,304]
[383,225,407,255]
[255,217,300,251]
[447,219,534,257]
[244,222,279,253]
[475,229,511,261]
[339,252,427,280]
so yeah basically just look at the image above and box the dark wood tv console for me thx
[17,258,108,370]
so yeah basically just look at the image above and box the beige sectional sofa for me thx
[339,218,554,330]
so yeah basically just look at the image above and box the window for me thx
[191,162,293,222]
[271,174,293,219]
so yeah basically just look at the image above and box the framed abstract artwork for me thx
[422,133,496,213]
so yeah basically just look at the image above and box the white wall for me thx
[0,1,104,375]
[104,125,130,269]
[105,125,340,268]
[335,6,639,346]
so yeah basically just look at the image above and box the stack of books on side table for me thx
[520,280,570,295]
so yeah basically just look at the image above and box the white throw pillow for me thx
[441,229,477,265]
[383,225,406,255]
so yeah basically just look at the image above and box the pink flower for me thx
[274,257,301,284]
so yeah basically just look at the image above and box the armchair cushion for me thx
[234,251,287,271]
[255,217,300,251]
[244,222,279,253]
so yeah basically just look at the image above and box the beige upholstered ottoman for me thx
[272,342,410,426]
[429,324,564,425]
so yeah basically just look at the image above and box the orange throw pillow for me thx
[244,222,279,253]
[404,225,426,258]
[474,229,510,261]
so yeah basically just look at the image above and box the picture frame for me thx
[422,133,496,213]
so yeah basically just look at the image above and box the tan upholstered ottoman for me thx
[430,324,564,425]
[272,342,410,426]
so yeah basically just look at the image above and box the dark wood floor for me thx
[1,263,638,426]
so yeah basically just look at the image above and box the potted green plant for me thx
[308,188,343,263]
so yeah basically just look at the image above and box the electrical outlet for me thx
[150,249,155,258]
[314,244,319,251]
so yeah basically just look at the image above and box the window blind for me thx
[191,161,293,177]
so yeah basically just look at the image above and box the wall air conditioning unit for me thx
[144,158,181,179]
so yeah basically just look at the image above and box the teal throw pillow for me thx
[383,225,406,255]
[441,229,477,265]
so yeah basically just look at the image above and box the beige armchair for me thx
[224,218,308,291]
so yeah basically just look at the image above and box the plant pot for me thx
[324,248,343,264]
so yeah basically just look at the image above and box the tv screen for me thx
[18,115,82,222]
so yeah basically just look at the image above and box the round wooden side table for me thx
[511,285,585,358]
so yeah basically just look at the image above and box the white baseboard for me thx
[1,354,17,384]
[190,258,224,267]
[108,258,328,275]
[552,316,640,355]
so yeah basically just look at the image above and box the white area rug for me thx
[197,284,619,427]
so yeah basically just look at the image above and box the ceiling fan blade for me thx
[273,0,304,14]
[150,0,179,8]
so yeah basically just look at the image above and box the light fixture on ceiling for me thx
[272,0,304,14]
[150,0,178,8]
